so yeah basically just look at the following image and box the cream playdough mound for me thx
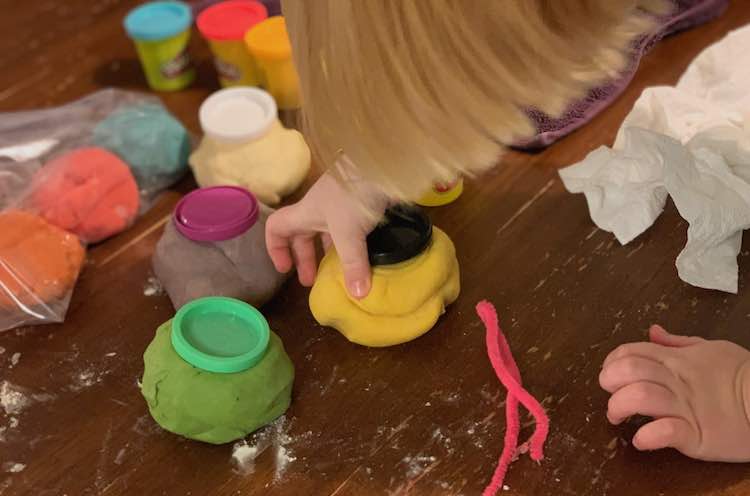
[310,227,460,347]
[189,87,310,206]
[189,120,310,206]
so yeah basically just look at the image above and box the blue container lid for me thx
[124,1,193,41]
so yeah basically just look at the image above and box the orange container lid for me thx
[244,16,291,60]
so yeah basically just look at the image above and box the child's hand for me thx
[265,172,387,299]
[599,325,750,462]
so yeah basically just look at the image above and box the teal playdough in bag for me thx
[140,297,294,444]
[93,102,190,191]
[0,89,192,207]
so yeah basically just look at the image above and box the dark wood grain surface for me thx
[2,1,750,495]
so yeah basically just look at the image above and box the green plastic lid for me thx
[171,297,270,374]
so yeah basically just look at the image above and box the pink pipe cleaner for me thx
[476,300,550,496]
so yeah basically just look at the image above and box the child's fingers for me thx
[329,226,371,300]
[606,381,680,425]
[632,417,695,454]
[603,341,670,368]
[266,234,294,273]
[291,236,318,287]
[648,324,704,348]
[265,206,307,273]
[321,233,333,252]
[599,356,674,394]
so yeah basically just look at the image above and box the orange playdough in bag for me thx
[0,210,85,310]
[29,147,140,244]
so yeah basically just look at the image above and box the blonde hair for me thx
[283,0,667,201]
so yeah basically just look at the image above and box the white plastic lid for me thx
[198,87,277,143]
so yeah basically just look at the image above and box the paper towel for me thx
[560,24,750,293]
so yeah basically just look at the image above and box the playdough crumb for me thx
[143,276,164,296]
[0,381,30,415]
[503,485,510,491]
[10,352,20,368]
[2,462,25,473]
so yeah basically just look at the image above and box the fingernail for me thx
[348,279,368,299]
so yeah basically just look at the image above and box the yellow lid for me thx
[244,16,291,60]
[416,178,464,207]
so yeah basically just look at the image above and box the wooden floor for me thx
[2,1,750,495]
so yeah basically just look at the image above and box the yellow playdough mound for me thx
[310,227,460,347]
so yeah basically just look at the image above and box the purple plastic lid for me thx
[174,186,259,242]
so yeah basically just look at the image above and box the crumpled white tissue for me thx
[559,24,750,293]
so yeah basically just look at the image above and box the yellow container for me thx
[244,17,301,109]
[197,0,268,87]
[207,38,262,87]
[417,178,464,207]
[124,1,196,92]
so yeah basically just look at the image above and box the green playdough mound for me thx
[141,320,294,444]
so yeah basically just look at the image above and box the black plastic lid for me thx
[367,205,433,266]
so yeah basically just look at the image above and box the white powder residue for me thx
[230,416,298,482]
[131,414,162,436]
[1,381,30,415]
[232,441,260,474]
[431,428,454,454]
[143,276,164,297]
[2,462,25,473]
[70,369,107,391]
[105,352,117,358]
[10,352,20,368]
[402,454,437,478]
[430,390,460,403]
[270,417,296,482]
[0,346,5,354]
[8,417,18,429]
[275,445,297,481]
[503,484,510,491]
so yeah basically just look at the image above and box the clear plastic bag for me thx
[0,210,85,331]
[0,88,192,210]
[20,147,141,245]
[0,89,193,331]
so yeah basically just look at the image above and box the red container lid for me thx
[196,0,267,41]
